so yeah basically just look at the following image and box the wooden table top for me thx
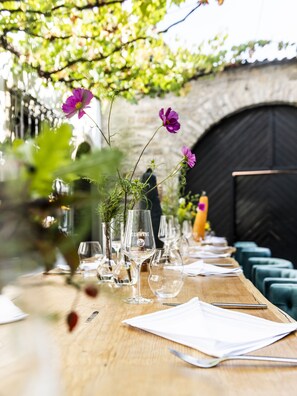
[1,256,297,396]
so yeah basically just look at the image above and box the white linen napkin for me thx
[123,298,297,357]
[183,261,242,277]
[196,245,231,253]
[189,250,231,259]
[203,236,227,246]
[0,295,28,324]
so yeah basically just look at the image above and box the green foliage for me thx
[98,184,124,223]
[0,0,278,101]
[6,123,123,199]
[0,122,123,275]
[176,191,200,225]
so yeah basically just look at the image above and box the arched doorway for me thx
[186,104,297,266]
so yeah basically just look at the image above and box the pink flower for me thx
[182,146,196,168]
[62,88,93,119]
[159,107,180,133]
[198,202,206,211]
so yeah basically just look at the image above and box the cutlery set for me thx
[169,348,297,368]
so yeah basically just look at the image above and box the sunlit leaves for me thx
[1,0,283,102]
[10,123,123,198]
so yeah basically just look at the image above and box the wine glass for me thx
[158,215,175,250]
[182,220,192,241]
[180,220,192,256]
[122,209,156,304]
[78,241,103,278]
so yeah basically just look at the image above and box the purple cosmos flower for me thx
[62,88,94,119]
[159,107,180,133]
[182,146,196,168]
[198,202,206,211]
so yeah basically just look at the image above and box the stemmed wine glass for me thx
[123,209,156,304]
[179,219,192,258]
[182,220,192,241]
[158,215,176,251]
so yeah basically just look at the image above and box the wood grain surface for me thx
[1,257,296,396]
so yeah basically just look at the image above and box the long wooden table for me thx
[1,257,297,396]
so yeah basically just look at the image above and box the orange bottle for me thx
[193,193,209,241]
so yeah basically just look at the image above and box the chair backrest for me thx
[269,284,297,320]
[241,247,271,279]
[233,242,258,264]
[254,263,294,294]
[251,258,294,286]
[263,269,297,298]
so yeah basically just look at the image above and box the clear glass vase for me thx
[97,222,115,283]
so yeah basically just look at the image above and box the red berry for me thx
[67,311,79,332]
[85,284,99,298]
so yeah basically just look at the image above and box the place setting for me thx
[180,260,242,277]
[122,297,297,365]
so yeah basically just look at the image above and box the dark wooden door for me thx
[185,105,297,265]
[234,171,297,264]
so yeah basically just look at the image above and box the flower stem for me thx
[129,126,163,182]
[146,161,184,195]
[107,95,116,146]
[85,113,110,147]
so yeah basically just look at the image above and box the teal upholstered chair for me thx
[233,241,258,265]
[250,257,294,286]
[269,284,297,320]
[240,247,271,279]
[262,268,297,300]
[253,262,294,295]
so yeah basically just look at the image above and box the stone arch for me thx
[102,59,297,180]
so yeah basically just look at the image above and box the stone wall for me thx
[102,59,297,185]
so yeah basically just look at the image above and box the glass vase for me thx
[97,222,115,283]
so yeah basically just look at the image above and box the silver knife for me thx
[162,302,267,309]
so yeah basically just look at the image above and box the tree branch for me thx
[158,3,202,34]
[0,0,126,15]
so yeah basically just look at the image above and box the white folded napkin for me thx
[203,236,227,246]
[196,245,230,253]
[123,298,297,357]
[189,250,231,259]
[79,262,99,271]
[183,261,242,277]
[0,295,28,324]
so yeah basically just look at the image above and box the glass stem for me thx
[136,263,142,301]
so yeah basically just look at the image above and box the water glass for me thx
[78,241,103,278]
[148,248,184,299]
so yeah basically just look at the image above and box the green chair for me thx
[240,247,271,279]
[262,268,297,300]
[253,261,294,295]
[233,241,258,264]
[250,257,294,286]
[269,284,297,320]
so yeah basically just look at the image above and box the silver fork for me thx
[169,348,297,368]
